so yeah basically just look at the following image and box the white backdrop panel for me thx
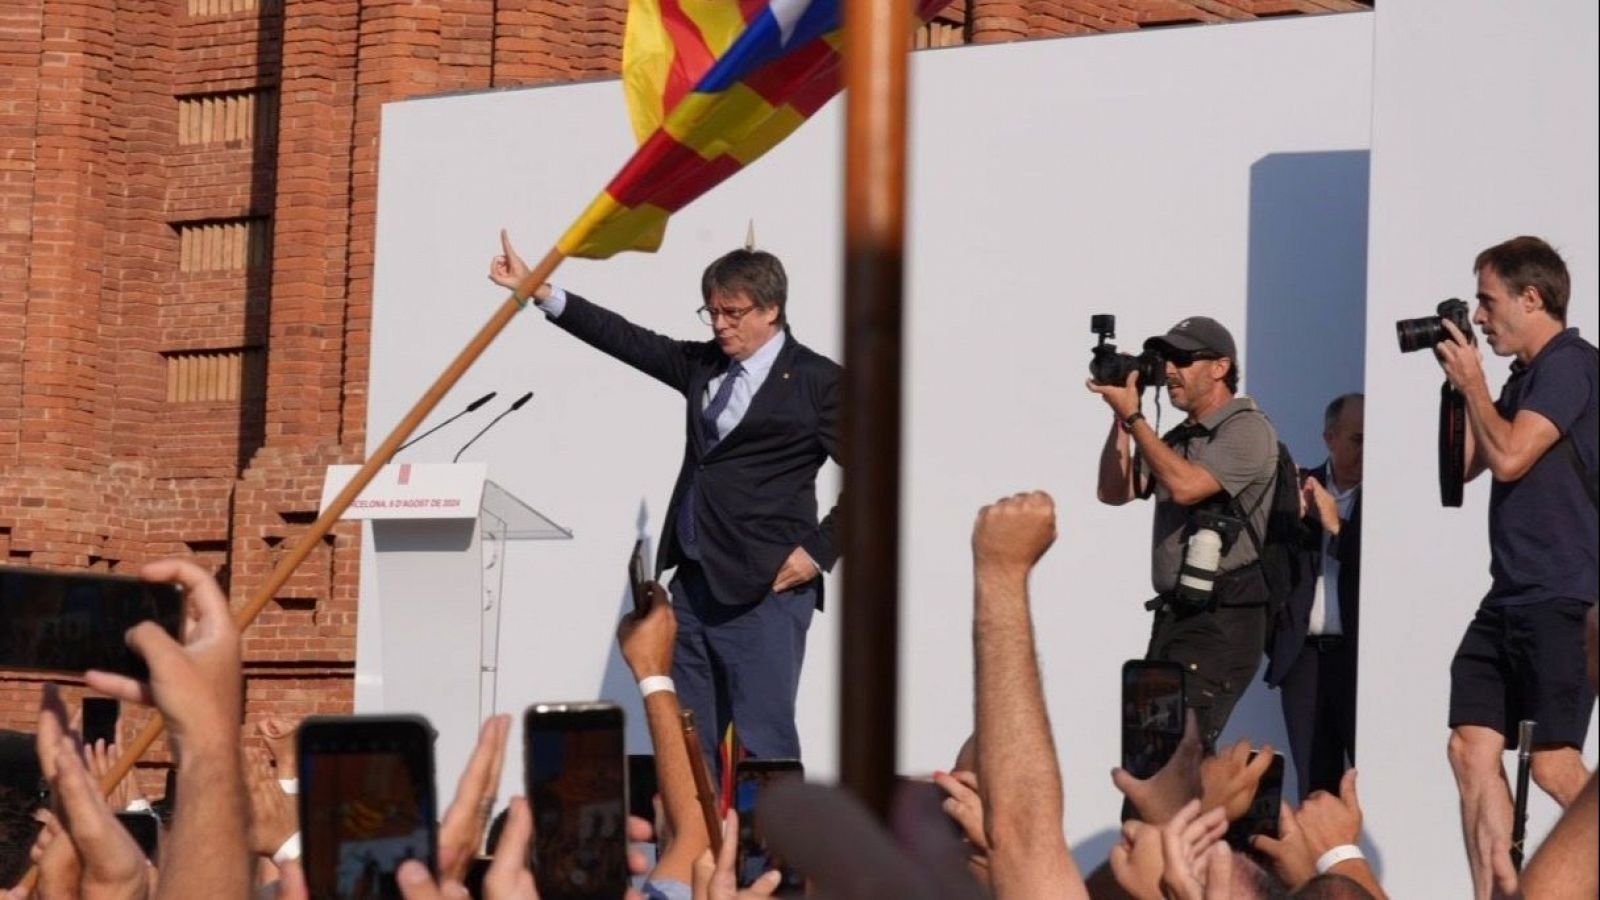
[367,13,1375,866]
[1361,1,1599,896]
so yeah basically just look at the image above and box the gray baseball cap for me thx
[1144,316,1237,360]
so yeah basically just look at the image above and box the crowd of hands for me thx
[4,495,1597,900]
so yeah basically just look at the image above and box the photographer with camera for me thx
[1089,316,1281,746]
[1416,236,1598,899]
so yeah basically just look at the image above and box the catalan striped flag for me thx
[559,0,953,259]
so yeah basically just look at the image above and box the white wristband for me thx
[272,832,302,866]
[1315,844,1364,874]
[638,675,676,698]
[123,798,153,812]
[278,777,299,796]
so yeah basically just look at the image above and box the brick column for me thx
[19,0,117,474]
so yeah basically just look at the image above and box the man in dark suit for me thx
[490,232,839,766]
[1266,392,1363,800]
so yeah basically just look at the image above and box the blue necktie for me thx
[678,362,743,560]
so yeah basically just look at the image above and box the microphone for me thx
[453,392,534,463]
[396,391,496,453]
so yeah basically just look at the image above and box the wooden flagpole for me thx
[839,0,909,820]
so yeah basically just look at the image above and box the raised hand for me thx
[1199,740,1277,822]
[1112,709,1204,826]
[1157,799,1231,900]
[1249,802,1316,890]
[971,491,1057,577]
[616,582,676,679]
[436,714,511,882]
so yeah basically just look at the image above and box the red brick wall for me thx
[0,0,1368,776]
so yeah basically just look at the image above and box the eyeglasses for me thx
[1169,351,1222,368]
[696,304,758,326]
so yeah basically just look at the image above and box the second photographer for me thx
[1426,235,1598,899]
[1089,316,1282,746]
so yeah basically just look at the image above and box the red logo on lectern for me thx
[398,464,412,486]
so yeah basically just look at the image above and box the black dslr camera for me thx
[1396,299,1475,507]
[1090,315,1164,391]
[1395,298,1474,353]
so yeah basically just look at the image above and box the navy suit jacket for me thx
[551,293,841,608]
[1265,463,1362,687]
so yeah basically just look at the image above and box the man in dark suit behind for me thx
[490,232,840,767]
[1267,392,1363,800]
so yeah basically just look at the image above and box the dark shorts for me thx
[1449,597,1597,750]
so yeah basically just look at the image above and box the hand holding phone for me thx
[82,697,120,748]
[628,539,651,619]
[734,759,806,891]
[524,702,628,900]
[616,585,675,682]
[0,565,184,680]
[298,715,439,900]
[1121,660,1186,780]
[1225,752,1285,851]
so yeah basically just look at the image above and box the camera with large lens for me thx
[1090,314,1165,390]
[1174,508,1244,612]
[1396,299,1475,507]
[1395,298,1474,353]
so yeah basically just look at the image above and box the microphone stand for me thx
[453,392,533,463]
[1511,719,1535,870]
[398,391,496,453]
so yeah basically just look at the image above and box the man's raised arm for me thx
[971,492,1089,900]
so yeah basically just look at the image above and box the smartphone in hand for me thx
[297,715,438,900]
[628,539,651,618]
[524,702,628,900]
[1226,751,1285,851]
[0,566,183,680]
[1121,660,1186,779]
[115,809,160,861]
[82,697,120,747]
[734,759,805,892]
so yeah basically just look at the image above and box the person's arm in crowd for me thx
[1198,740,1277,823]
[1435,320,1562,482]
[1112,709,1204,826]
[30,683,151,900]
[86,558,251,900]
[1260,769,1387,900]
[1517,769,1598,899]
[1518,605,1600,899]
[1088,374,1222,505]
[970,492,1089,900]
[433,715,511,881]
[616,583,709,884]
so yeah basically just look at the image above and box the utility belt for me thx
[1145,561,1269,614]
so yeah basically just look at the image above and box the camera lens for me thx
[1395,315,1444,353]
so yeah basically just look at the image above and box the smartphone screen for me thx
[0,566,184,680]
[82,697,120,747]
[115,810,160,861]
[628,540,650,618]
[524,702,628,900]
[734,759,805,891]
[627,753,659,826]
[1121,660,1186,779]
[298,715,438,900]
[1226,752,1285,851]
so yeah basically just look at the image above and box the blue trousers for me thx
[668,561,815,773]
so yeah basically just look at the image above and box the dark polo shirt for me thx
[1486,328,1599,607]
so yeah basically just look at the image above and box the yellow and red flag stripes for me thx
[621,0,757,144]
[560,0,953,260]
